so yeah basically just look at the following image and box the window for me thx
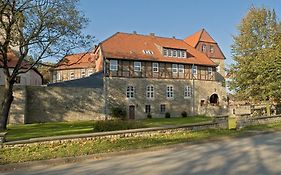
[179,64,184,73]
[202,44,207,52]
[177,50,181,57]
[184,85,192,98]
[181,51,187,58]
[146,85,154,99]
[216,65,220,72]
[81,69,86,77]
[143,50,153,55]
[172,50,177,57]
[163,48,168,56]
[70,72,75,79]
[126,86,135,98]
[110,60,118,71]
[210,45,214,53]
[152,62,158,72]
[166,85,174,99]
[15,76,21,84]
[160,104,166,113]
[145,105,151,114]
[88,69,93,76]
[192,65,198,75]
[172,64,178,73]
[57,72,61,81]
[208,67,213,76]
[134,61,141,72]
[168,49,172,57]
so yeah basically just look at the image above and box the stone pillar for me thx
[213,115,229,129]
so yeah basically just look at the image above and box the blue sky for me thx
[78,0,280,67]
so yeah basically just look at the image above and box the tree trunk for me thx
[0,83,14,131]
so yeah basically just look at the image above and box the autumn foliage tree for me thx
[0,0,92,130]
[229,7,281,105]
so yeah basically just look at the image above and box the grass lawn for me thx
[2,120,281,164]
[6,116,212,141]
[1,129,240,164]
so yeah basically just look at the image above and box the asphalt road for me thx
[3,132,281,175]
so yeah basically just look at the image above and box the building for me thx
[50,29,228,119]
[0,51,43,86]
[50,52,95,83]
[93,29,228,119]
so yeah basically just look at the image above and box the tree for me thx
[0,0,93,131]
[229,6,281,103]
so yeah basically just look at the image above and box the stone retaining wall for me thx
[3,116,228,147]
[236,115,281,129]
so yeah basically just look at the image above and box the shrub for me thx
[165,112,171,118]
[110,107,127,120]
[93,120,146,132]
[181,111,187,118]
[147,113,152,119]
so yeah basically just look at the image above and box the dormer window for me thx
[143,50,154,55]
[163,47,187,58]
[202,44,207,52]
[210,45,214,53]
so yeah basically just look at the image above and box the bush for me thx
[181,111,187,118]
[110,107,127,120]
[93,120,146,132]
[147,113,152,119]
[165,112,171,118]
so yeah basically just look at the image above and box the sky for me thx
[78,0,281,67]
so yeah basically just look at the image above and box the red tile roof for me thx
[184,28,217,47]
[54,52,95,70]
[0,51,32,68]
[100,32,216,66]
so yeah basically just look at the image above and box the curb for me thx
[0,130,277,173]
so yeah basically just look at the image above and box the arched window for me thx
[210,94,219,105]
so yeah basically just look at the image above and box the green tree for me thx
[230,6,281,103]
[0,0,93,131]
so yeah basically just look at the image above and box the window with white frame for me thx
[168,49,172,57]
[145,105,151,114]
[202,44,207,52]
[146,85,154,99]
[163,48,168,56]
[57,72,61,81]
[166,85,174,99]
[192,65,197,75]
[172,64,178,73]
[70,72,75,79]
[126,86,135,98]
[172,50,177,57]
[152,62,158,72]
[181,51,187,58]
[208,67,213,76]
[81,69,86,77]
[210,45,214,53]
[216,65,220,72]
[88,69,93,76]
[179,64,184,73]
[184,85,192,98]
[110,60,118,71]
[134,61,141,72]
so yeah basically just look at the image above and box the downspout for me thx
[192,64,195,116]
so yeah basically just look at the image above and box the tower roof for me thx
[184,29,217,47]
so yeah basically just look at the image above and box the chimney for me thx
[133,31,137,34]
[150,33,155,36]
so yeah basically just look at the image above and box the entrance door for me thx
[129,105,135,119]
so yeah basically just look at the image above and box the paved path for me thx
[3,132,281,175]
